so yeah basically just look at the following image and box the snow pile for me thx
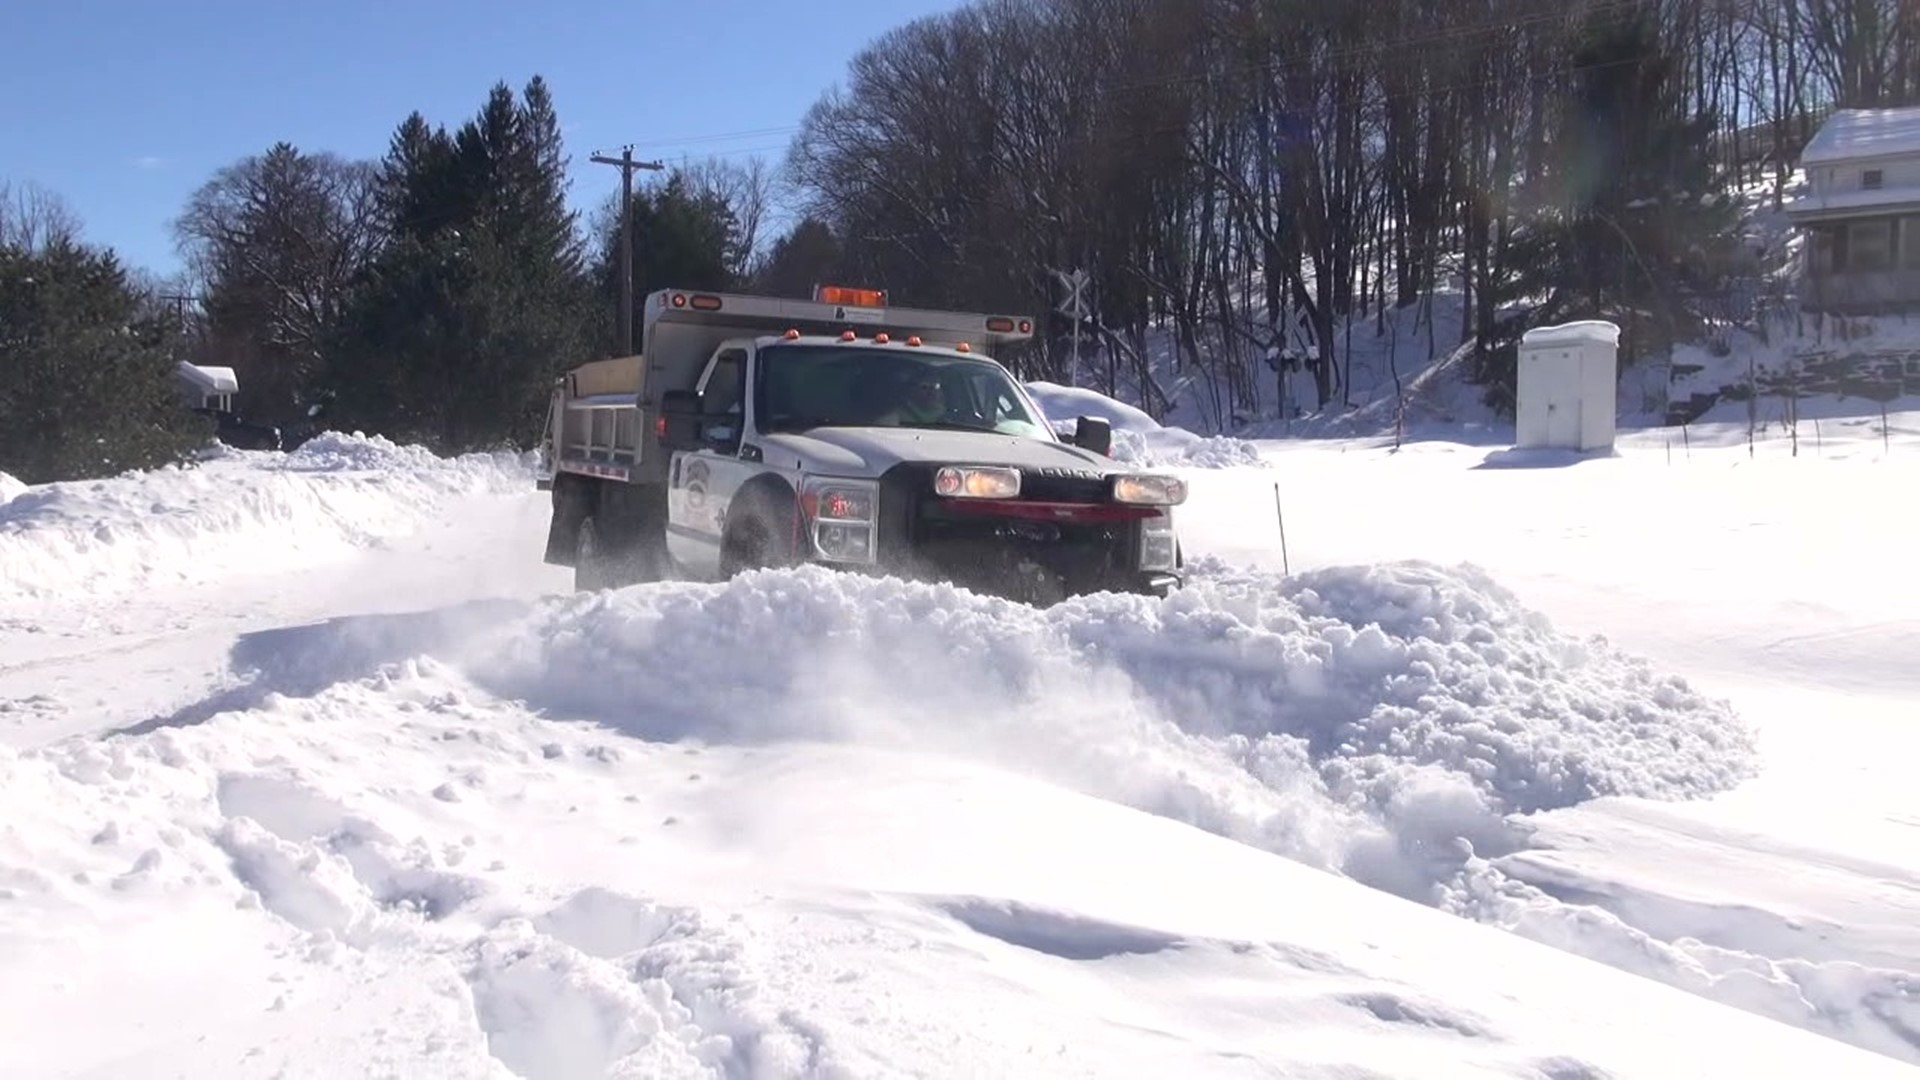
[1026,380,1266,468]
[0,665,1880,1079]
[463,561,1754,893]
[0,432,533,603]
[0,471,26,506]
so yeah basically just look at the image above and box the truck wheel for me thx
[719,491,799,577]
[574,516,612,591]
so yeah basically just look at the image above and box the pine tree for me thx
[375,113,461,244]
[0,239,209,482]
[323,76,591,452]
[751,217,844,298]
[1480,3,1741,408]
[594,172,738,353]
[1516,5,1740,354]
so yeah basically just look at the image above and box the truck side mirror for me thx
[659,389,703,451]
[1070,416,1112,456]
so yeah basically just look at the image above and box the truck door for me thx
[665,344,755,577]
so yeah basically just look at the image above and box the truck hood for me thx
[758,426,1125,477]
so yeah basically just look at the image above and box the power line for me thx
[589,125,802,154]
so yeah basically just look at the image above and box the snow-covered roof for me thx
[1800,107,1920,166]
[174,361,239,394]
[1522,321,1620,348]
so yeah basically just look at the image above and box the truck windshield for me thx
[753,344,1053,439]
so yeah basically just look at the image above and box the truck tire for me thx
[572,480,678,592]
[574,515,617,591]
[719,486,800,577]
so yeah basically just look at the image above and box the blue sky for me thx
[4,0,961,278]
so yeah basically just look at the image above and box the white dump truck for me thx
[536,284,1186,603]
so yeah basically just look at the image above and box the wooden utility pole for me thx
[590,147,665,355]
[158,292,200,324]
[157,292,203,356]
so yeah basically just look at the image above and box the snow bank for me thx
[0,471,26,507]
[460,561,1753,894]
[1026,380,1266,469]
[0,433,533,603]
[1025,380,1162,432]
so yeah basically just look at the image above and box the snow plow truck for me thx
[535,285,1186,605]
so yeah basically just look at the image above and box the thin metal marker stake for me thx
[1274,482,1291,576]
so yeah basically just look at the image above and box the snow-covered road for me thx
[0,422,1915,1077]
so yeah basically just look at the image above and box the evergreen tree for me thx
[751,216,844,298]
[375,113,463,244]
[593,172,739,354]
[1495,4,1741,397]
[324,76,591,452]
[0,238,209,482]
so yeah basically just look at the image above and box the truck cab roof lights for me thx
[784,328,801,340]
[840,330,858,341]
[873,332,890,344]
[906,336,923,347]
[956,342,971,352]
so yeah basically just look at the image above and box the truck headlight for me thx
[1111,473,1187,506]
[1139,511,1177,571]
[800,477,878,564]
[934,465,1020,499]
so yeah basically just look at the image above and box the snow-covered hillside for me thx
[1081,170,1920,451]
[1,413,1916,1077]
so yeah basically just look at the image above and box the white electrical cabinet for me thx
[1515,321,1619,452]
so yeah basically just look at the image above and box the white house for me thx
[173,361,239,412]
[1784,106,1920,314]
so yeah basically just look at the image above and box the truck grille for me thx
[874,463,1137,596]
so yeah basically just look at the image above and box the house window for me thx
[1846,220,1893,272]
[1862,169,1884,190]
[1906,217,1920,271]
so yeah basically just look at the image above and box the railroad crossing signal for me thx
[1052,268,1091,388]
[1053,267,1091,321]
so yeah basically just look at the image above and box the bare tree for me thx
[776,0,1881,428]
[0,180,82,254]
[679,155,776,279]
[172,143,381,420]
